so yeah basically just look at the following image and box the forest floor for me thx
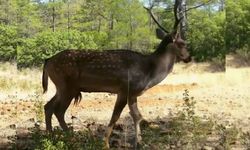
[0,55,250,149]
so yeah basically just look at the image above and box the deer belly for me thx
[78,76,122,93]
[80,84,121,93]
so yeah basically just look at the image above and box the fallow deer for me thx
[42,0,191,148]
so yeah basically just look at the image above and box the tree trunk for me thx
[67,0,70,33]
[109,13,113,30]
[128,15,133,49]
[219,0,224,11]
[52,0,55,32]
[179,0,187,40]
[98,18,101,32]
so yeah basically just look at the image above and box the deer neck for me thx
[153,35,173,55]
[152,50,176,76]
[152,36,176,74]
[146,49,176,89]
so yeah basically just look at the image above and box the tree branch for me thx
[185,0,213,12]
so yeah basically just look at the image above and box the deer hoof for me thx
[103,137,110,149]
[103,143,110,150]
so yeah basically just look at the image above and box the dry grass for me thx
[0,62,42,102]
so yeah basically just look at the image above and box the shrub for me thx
[0,25,19,61]
[235,44,250,65]
[30,128,104,150]
[17,30,105,67]
[211,53,225,71]
[141,90,239,149]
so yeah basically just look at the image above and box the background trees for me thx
[226,0,249,51]
[0,0,248,68]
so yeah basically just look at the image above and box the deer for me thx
[42,0,191,149]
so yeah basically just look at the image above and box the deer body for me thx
[43,1,191,148]
[43,35,188,149]
[43,43,176,97]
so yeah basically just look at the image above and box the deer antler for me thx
[144,0,182,34]
[144,4,169,33]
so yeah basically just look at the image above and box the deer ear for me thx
[156,28,166,40]
[171,32,180,42]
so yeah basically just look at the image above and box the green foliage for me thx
[226,0,250,52]
[187,10,225,62]
[0,25,18,61]
[38,139,66,150]
[30,128,104,150]
[17,30,100,67]
[0,0,248,67]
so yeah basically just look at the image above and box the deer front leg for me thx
[128,96,143,149]
[104,94,127,149]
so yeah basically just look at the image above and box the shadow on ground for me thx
[2,114,248,150]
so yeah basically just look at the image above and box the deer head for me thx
[145,0,191,63]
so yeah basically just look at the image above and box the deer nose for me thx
[183,55,192,63]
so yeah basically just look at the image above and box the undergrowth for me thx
[32,128,104,150]
[236,45,250,65]
[11,128,104,150]
[9,90,250,150]
[141,89,241,149]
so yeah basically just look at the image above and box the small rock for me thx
[149,124,160,129]
[121,142,132,148]
[202,146,213,150]
[0,111,4,115]
[9,124,16,129]
[28,118,35,122]
[215,145,224,150]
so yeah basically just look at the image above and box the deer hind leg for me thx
[53,91,75,131]
[104,93,127,149]
[128,96,143,148]
[44,95,57,131]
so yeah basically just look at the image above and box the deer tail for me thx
[73,92,82,105]
[42,59,49,93]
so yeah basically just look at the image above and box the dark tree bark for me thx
[52,0,56,32]
[67,0,70,33]
[178,0,187,40]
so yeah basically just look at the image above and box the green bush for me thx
[30,128,104,150]
[17,30,105,67]
[0,25,19,61]
[188,11,225,62]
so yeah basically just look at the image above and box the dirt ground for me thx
[0,56,250,148]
